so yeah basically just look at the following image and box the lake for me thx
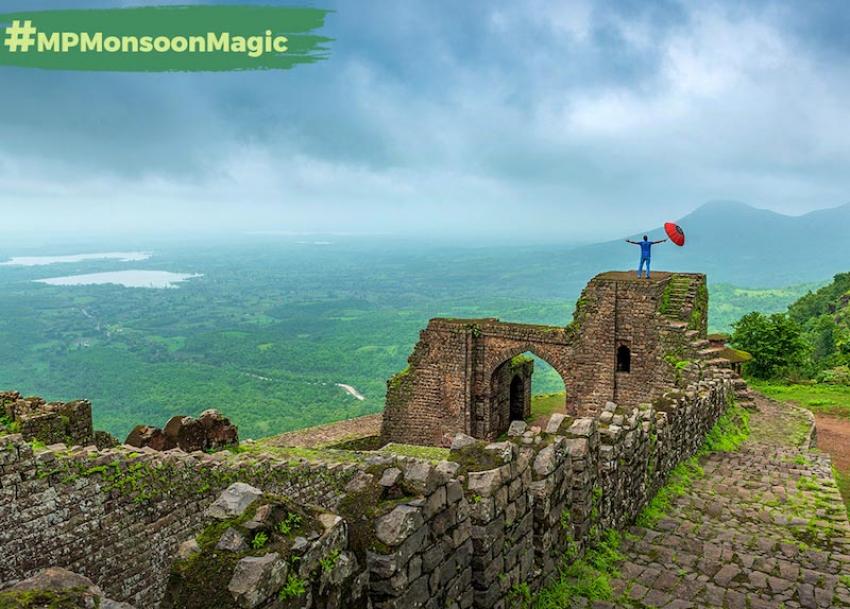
[34,270,201,289]
[1,251,151,266]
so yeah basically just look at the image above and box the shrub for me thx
[817,365,850,386]
[731,312,808,379]
[276,512,303,536]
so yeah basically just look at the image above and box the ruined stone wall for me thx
[368,374,734,609]
[484,356,533,440]
[381,322,474,446]
[0,437,358,607]
[610,277,669,409]
[2,371,733,609]
[1,392,95,447]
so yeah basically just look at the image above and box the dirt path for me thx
[813,414,850,473]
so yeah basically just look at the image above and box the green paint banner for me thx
[0,5,332,72]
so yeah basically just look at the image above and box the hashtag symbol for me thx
[4,20,37,53]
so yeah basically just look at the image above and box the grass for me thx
[528,392,567,425]
[534,530,624,608]
[834,466,850,516]
[637,403,749,528]
[750,381,850,511]
[702,403,750,452]
[240,441,361,464]
[377,443,450,462]
[748,381,850,419]
[636,457,705,528]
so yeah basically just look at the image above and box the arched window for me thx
[617,345,631,373]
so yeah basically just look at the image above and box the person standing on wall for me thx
[625,235,667,279]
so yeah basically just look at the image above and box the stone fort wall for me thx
[1,370,736,609]
[382,272,710,446]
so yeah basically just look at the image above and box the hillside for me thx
[788,272,850,374]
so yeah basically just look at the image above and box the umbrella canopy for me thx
[664,222,685,246]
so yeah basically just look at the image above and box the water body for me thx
[34,270,201,289]
[1,251,151,266]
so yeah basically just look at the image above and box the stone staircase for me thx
[657,274,757,409]
[661,274,701,324]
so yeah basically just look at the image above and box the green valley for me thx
[0,237,829,440]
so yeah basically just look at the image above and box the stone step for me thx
[698,347,725,357]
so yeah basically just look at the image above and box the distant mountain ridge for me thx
[559,201,850,288]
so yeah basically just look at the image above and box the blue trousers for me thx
[638,256,651,278]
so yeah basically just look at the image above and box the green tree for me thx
[731,312,808,379]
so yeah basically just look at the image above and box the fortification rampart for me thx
[1,372,736,608]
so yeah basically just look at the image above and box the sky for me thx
[1,0,850,242]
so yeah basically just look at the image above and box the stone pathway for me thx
[579,396,850,609]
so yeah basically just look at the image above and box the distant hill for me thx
[655,201,850,285]
[535,201,850,290]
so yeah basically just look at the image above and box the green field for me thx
[529,393,568,425]
[748,381,850,419]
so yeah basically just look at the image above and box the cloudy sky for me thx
[1,0,849,241]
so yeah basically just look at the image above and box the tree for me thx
[731,312,808,379]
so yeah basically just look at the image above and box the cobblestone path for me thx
[582,396,850,609]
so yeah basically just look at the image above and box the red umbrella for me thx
[664,222,685,246]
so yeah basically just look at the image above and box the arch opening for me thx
[479,351,567,440]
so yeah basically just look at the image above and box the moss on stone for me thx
[336,466,416,558]
[377,443,450,462]
[387,366,411,392]
[448,441,504,474]
[0,587,93,609]
[164,494,321,609]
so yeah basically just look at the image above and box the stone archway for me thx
[477,348,568,439]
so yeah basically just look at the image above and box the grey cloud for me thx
[0,0,849,239]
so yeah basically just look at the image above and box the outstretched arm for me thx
[625,240,638,245]
[653,239,668,244]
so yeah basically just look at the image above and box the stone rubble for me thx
[125,409,239,453]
